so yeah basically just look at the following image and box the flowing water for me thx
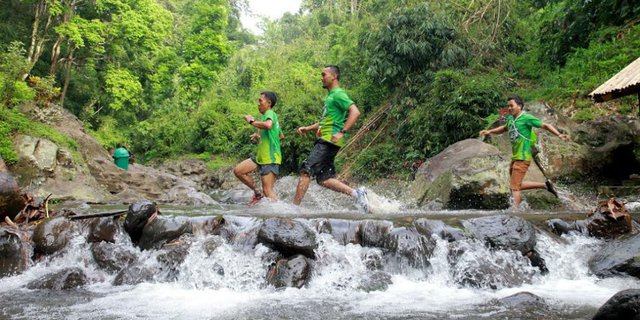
[1,176,638,320]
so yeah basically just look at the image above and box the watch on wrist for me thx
[249,119,255,124]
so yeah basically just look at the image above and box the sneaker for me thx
[248,192,264,207]
[545,180,559,198]
[355,187,370,214]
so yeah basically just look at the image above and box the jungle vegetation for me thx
[1,0,638,180]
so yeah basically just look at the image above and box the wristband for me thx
[340,128,347,134]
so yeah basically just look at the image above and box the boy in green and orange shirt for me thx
[480,96,570,208]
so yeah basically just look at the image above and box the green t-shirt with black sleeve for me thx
[319,87,354,147]
[506,111,542,161]
[255,109,282,165]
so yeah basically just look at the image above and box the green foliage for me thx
[88,116,130,150]
[407,70,505,157]
[10,81,35,105]
[0,41,30,106]
[536,0,640,66]
[363,3,465,88]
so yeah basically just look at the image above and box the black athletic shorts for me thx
[300,139,340,183]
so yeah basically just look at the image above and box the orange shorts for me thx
[510,160,530,191]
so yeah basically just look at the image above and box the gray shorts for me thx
[251,158,280,176]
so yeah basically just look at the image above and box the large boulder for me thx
[257,218,318,258]
[592,289,640,320]
[589,233,640,279]
[91,241,138,272]
[574,116,640,178]
[32,216,77,255]
[381,227,435,268]
[410,138,510,210]
[461,215,537,254]
[139,217,192,251]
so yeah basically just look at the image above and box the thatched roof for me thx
[589,57,640,102]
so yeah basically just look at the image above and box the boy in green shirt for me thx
[294,65,369,213]
[234,91,283,205]
[480,96,570,208]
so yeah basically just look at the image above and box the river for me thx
[0,176,638,319]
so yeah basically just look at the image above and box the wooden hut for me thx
[589,57,640,114]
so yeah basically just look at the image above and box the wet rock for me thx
[113,263,156,286]
[91,241,137,272]
[26,267,88,290]
[357,271,392,292]
[88,217,122,243]
[138,216,192,250]
[574,115,640,184]
[449,241,535,289]
[592,289,640,320]
[313,218,361,245]
[360,220,393,248]
[123,200,158,245]
[190,216,225,237]
[382,227,435,268]
[462,215,536,254]
[0,170,26,221]
[586,198,634,238]
[201,236,225,256]
[546,218,587,236]
[155,235,194,281]
[0,228,32,277]
[525,249,549,274]
[498,291,547,309]
[363,248,384,271]
[589,233,640,279]
[414,218,466,242]
[32,216,75,255]
[258,218,317,258]
[266,254,311,289]
[218,215,261,249]
[410,139,510,210]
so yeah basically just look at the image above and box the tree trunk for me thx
[24,0,53,80]
[59,46,75,107]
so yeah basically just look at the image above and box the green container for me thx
[113,147,130,170]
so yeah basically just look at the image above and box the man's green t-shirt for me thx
[507,112,542,161]
[255,109,282,165]
[319,87,354,147]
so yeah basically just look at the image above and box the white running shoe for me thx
[355,187,370,214]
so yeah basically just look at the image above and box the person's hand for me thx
[297,126,307,135]
[558,133,570,141]
[479,130,490,136]
[244,115,255,123]
[250,133,260,142]
[331,132,344,143]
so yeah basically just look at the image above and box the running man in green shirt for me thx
[234,91,283,205]
[294,65,369,213]
[480,95,570,208]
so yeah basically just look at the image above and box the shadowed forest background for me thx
[1,0,639,181]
